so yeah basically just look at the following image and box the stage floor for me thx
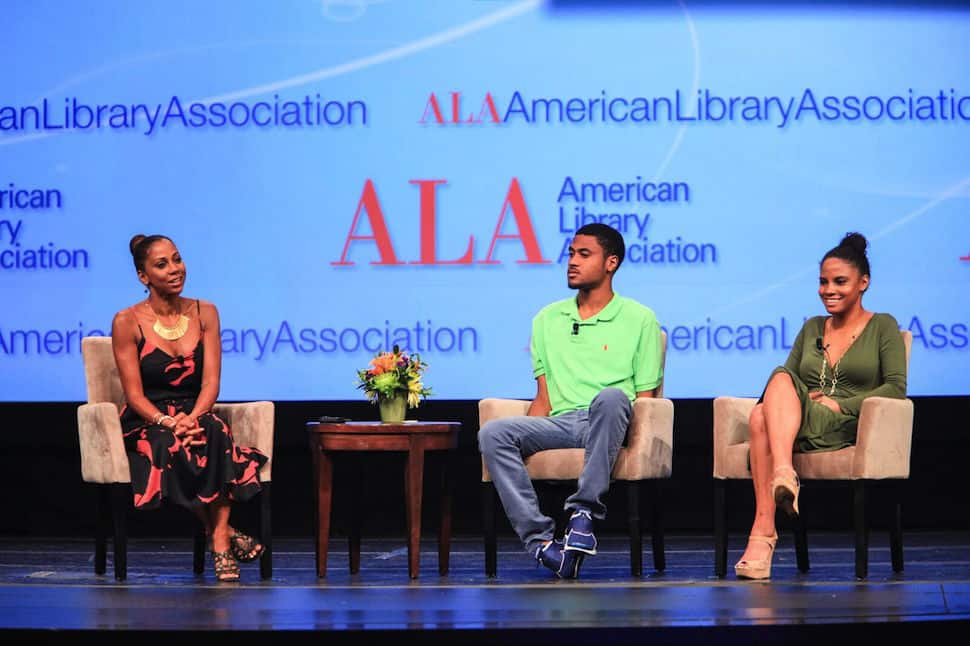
[2,531,969,644]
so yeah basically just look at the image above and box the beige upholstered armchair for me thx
[76,336,275,581]
[712,330,914,579]
[479,332,673,577]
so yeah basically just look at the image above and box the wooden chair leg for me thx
[627,480,642,577]
[483,482,497,578]
[649,480,665,572]
[890,481,904,573]
[109,483,130,582]
[854,480,869,580]
[259,482,273,580]
[714,479,727,578]
[94,484,109,575]
[193,523,205,575]
[794,511,809,573]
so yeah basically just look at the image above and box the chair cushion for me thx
[793,447,858,479]
[526,449,586,480]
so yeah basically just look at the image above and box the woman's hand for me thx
[154,412,177,429]
[173,413,206,448]
[172,412,194,431]
[809,391,842,414]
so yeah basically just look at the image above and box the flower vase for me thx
[378,393,407,423]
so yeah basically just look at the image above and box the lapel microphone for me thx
[572,322,580,336]
[815,337,825,352]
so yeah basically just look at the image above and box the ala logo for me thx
[332,178,550,266]
[418,92,501,125]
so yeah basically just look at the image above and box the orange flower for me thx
[369,352,398,375]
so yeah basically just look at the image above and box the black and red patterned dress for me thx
[119,309,267,510]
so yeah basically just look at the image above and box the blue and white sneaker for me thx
[535,539,582,579]
[563,508,598,555]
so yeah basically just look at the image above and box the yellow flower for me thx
[407,379,424,407]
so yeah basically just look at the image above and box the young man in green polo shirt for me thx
[478,223,664,578]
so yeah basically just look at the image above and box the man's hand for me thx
[527,375,552,417]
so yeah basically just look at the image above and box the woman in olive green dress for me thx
[734,232,907,580]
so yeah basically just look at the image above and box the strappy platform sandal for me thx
[230,530,265,563]
[771,466,801,518]
[212,550,240,582]
[734,533,779,580]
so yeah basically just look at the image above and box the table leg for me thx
[438,451,454,576]
[349,455,364,574]
[404,438,425,580]
[315,448,333,578]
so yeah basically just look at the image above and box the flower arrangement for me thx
[356,345,432,408]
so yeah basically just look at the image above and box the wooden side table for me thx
[306,420,461,579]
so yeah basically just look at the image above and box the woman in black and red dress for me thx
[111,234,267,582]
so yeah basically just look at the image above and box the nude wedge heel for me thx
[771,466,801,518]
[734,533,779,580]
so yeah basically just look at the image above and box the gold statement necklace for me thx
[147,301,190,341]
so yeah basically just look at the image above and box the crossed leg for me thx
[738,371,801,566]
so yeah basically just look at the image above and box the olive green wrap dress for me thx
[764,312,908,453]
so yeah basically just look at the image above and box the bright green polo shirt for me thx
[531,293,664,416]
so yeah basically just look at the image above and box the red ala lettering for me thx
[332,179,403,266]
[418,93,445,125]
[481,178,550,265]
[410,179,474,265]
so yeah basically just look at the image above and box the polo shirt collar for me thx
[559,292,623,323]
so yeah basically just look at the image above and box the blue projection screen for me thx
[1,1,968,402]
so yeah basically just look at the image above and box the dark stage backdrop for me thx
[5,396,968,541]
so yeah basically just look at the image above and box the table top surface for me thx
[306,420,461,434]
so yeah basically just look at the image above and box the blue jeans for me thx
[477,387,632,554]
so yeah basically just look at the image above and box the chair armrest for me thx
[477,398,531,482]
[713,396,757,479]
[614,397,674,479]
[77,402,130,484]
[213,401,275,482]
[478,398,530,426]
[852,397,914,479]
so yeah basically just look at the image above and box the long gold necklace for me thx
[147,301,190,341]
[818,317,866,395]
